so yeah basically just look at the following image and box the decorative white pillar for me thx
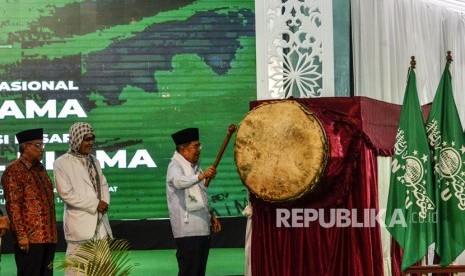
[255,0,335,100]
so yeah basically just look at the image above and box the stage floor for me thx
[0,248,245,276]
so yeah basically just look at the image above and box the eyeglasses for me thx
[27,143,45,150]
[83,136,96,142]
[188,143,202,150]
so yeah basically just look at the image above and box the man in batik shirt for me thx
[1,128,57,276]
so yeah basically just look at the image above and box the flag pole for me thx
[386,54,436,271]
[446,50,453,62]
[410,56,416,68]
[406,56,415,81]
[404,50,465,274]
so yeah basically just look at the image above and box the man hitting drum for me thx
[166,127,222,276]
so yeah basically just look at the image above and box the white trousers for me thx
[64,222,111,276]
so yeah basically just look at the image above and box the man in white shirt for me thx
[166,127,221,276]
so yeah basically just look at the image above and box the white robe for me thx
[53,153,112,243]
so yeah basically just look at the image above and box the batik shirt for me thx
[1,157,57,243]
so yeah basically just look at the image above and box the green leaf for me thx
[52,237,139,276]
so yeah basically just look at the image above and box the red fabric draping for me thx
[247,97,425,276]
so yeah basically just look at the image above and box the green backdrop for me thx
[0,0,256,220]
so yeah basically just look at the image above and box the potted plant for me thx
[53,237,138,275]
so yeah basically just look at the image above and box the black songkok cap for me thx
[171,128,199,145]
[16,128,43,144]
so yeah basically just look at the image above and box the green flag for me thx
[426,59,465,266]
[386,67,435,271]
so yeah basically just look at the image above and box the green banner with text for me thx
[0,0,256,220]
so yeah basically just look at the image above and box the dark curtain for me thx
[391,238,403,276]
[248,97,407,276]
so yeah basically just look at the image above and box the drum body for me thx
[234,100,328,202]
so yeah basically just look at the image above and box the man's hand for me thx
[199,167,217,181]
[211,214,222,233]
[18,236,29,253]
[97,200,109,214]
[0,216,9,238]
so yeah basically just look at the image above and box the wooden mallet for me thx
[204,124,237,187]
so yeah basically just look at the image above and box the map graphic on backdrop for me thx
[0,0,256,220]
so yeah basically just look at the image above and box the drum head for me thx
[234,100,328,202]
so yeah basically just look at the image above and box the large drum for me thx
[234,100,328,202]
